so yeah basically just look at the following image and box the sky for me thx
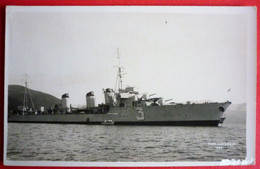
[6,6,250,106]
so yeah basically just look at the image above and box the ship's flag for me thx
[227,88,231,92]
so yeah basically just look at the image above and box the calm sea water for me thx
[7,121,246,162]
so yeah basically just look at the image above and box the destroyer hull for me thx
[8,102,231,126]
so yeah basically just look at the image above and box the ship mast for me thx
[115,48,124,93]
[23,74,35,112]
[23,80,27,110]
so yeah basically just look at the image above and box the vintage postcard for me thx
[4,6,256,166]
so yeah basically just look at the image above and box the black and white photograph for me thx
[4,6,256,166]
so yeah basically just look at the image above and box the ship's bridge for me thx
[117,86,139,107]
[116,87,165,107]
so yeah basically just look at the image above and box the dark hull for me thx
[8,120,220,126]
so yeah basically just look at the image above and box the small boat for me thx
[101,120,114,125]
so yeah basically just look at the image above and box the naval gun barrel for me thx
[149,93,156,97]
[165,99,173,102]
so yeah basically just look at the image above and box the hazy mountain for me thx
[228,103,246,111]
[8,85,61,112]
[224,103,246,124]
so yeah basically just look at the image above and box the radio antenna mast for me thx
[115,48,124,92]
[22,74,35,112]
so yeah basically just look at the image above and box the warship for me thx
[8,52,231,126]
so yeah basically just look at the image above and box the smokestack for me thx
[86,91,96,108]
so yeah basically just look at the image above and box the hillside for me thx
[8,85,61,112]
[224,103,246,124]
